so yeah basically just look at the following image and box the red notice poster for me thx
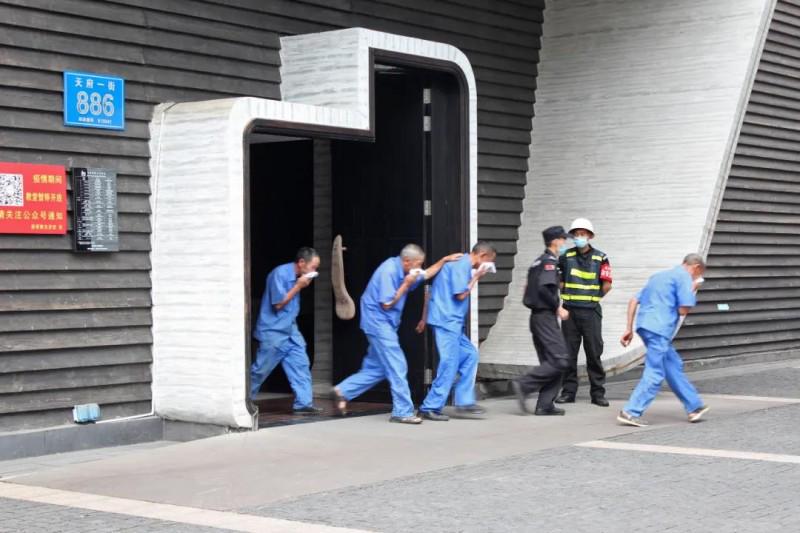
[0,162,67,235]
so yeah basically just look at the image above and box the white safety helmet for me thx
[569,217,595,237]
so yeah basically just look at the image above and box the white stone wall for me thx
[480,0,774,376]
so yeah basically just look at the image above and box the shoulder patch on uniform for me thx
[545,263,556,271]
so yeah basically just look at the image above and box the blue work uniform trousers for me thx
[336,332,415,418]
[624,328,703,417]
[420,326,478,413]
[250,338,313,410]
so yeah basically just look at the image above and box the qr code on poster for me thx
[0,173,24,207]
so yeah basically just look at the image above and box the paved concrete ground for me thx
[5,393,777,509]
[0,358,798,532]
[250,406,800,533]
[0,497,223,533]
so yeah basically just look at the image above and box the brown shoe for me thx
[389,415,423,424]
[330,387,348,416]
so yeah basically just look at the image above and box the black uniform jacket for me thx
[523,249,560,312]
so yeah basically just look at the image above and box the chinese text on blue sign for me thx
[63,72,125,130]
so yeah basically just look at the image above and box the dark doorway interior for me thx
[246,64,466,418]
[249,139,314,395]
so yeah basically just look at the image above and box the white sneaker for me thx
[688,405,709,423]
[617,410,649,427]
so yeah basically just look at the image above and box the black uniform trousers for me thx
[517,311,571,410]
[560,306,606,400]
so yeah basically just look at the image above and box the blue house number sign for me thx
[63,71,125,130]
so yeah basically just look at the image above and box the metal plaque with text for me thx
[72,167,119,252]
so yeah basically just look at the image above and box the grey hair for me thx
[683,253,706,268]
[295,246,319,263]
[400,243,425,260]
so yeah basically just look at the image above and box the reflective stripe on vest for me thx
[561,294,602,302]
[570,268,597,280]
[564,282,601,291]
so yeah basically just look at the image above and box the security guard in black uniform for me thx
[556,218,612,407]
[511,226,572,416]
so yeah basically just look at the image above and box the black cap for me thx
[542,225,569,244]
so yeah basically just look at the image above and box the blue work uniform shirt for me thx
[635,265,696,339]
[253,262,305,348]
[427,253,471,332]
[360,256,423,337]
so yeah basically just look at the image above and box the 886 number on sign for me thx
[63,71,125,130]
[75,91,115,117]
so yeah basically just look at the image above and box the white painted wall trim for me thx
[148,28,478,428]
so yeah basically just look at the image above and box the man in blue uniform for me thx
[417,241,497,421]
[512,226,573,416]
[618,253,709,427]
[250,247,322,415]
[331,244,463,424]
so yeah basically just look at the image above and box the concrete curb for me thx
[0,417,231,462]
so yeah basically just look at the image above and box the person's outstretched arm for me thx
[423,253,464,280]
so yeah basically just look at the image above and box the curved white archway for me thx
[148,28,478,428]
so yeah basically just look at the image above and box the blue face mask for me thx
[558,243,570,256]
[573,236,589,249]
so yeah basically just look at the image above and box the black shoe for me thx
[591,397,610,407]
[555,394,575,404]
[511,380,531,414]
[511,379,531,415]
[454,404,486,416]
[534,407,566,416]
[293,405,323,415]
[421,410,449,421]
[245,398,259,415]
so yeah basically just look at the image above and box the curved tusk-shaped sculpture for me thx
[332,234,356,320]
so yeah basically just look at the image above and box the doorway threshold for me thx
[254,397,391,429]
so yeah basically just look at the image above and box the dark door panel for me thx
[332,71,426,403]
[331,67,466,405]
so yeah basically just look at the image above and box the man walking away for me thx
[556,218,612,407]
[617,253,709,427]
[418,241,497,421]
[512,226,572,416]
